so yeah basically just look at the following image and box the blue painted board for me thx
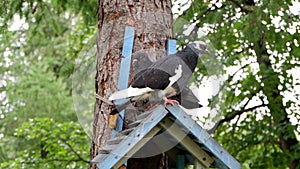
[94,104,241,169]
[177,155,185,169]
[167,39,177,55]
[94,106,168,168]
[166,105,241,169]
[115,26,135,131]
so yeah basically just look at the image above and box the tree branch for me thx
[24,158,89,164]
[227,0,252,14]
[208,103,268,134]
[58,136,90,163]
[46,158,89,163]
[209,62,254,107]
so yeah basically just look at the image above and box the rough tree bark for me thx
[90,0,173,169]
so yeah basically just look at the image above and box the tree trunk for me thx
[255,30,299,169]
[90,0,173,169]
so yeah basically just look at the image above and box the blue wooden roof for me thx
[92,105,241,169]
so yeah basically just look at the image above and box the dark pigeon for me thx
[109,43,208,105]
[170,87,203,109]
[110,45,207,115]
[110,87,202,115]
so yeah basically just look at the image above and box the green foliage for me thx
[2,0,300,168]
[0,118,89,169]
[6,59,74,122]
[1,0,97,167]
[176,0,300,168]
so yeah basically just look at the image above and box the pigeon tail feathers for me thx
[109,86,153,100]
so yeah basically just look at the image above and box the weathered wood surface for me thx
[159,118,214,167]
[114,26,135,131]
[92,106,168,168]
[93,105,242,169]
[166,105,241,169]
[91,0,173,168]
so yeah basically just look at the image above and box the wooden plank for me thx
[99,144,118,154]
[115,26,135,131]
[116,127,136,137]
[194,159,205,169]
[91,154,108,163]
[167,39,177,55]
[127,119,143,128]
[159,118,214,167]
[94,105,168,169]
[136,111,152,121]
[165,147,180,166]
[166,105,242,169]
[107,135,127,145]
[176,155,185,169]
[113,126,161,169]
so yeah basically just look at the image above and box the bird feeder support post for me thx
[114,26,135,132]
[112,28,178,167]
[114,31,177,132]
[167,39,177,55]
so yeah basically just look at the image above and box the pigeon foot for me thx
[163,97,179,106]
